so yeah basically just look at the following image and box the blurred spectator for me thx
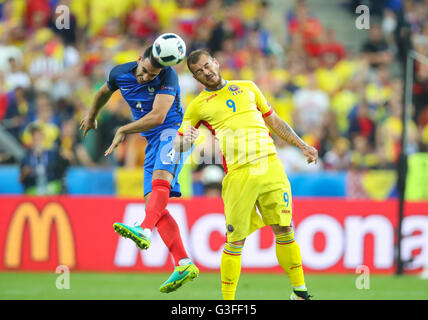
[348,100,376,146]
[0,39,23,73]
[362,23,394,69]
[189,20,212,53]
[330,78,360,134]
[208,2,245,54]
[364,66,392,114]
[413,63,428,127]
[4,57,31,91]
[306,28,346,62]
[256,0,287,46]
[174,0,199,38]
[317,110,340,158]
[0,73,8,122]
[126,0,160,41]
[21,92,60,150]
[97,98,133,164]
[27,29,66,89]
[2,86,29,140]
[382,8,398,46]
[323,137,352,171]
[350,134,378,170]
[151,0,179,32]
[376,94,419,164]
[288,0,323,43]
[25,0,51,30]
[59,118,95,167]
[19,123,64,195]
[292,73,329,134]
[55,97,75,124]
[373,146,396,169]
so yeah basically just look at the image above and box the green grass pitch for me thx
[0,272,427,300]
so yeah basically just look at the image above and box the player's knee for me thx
[228,239,246,246]
[271,224,293,236]
[152,170,174,182]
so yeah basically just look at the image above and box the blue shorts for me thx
[143,127,191,198]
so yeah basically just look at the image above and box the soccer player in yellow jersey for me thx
[174,50,318,300]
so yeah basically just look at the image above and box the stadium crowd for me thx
[0,0,427,195]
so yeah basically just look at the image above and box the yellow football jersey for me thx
[178,80,277,172]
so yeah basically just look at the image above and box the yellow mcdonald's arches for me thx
[5,202,75,268]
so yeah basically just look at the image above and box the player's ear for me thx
[189,67,197,79]
[137,55,143,63]
[212,57,220,68]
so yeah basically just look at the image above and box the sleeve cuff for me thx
[106,81,116,92]
[262,108,274,118]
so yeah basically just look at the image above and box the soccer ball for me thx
[152,33,186,67]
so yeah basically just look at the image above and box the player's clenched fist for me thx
[183,126,199,144]
[301,144,318,164]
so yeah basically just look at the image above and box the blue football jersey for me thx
[106,61,183,138]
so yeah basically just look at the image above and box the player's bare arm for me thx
[173,126,199,153]
[104,94,175,156]
[80,82,113,138]
[264,111,318,164]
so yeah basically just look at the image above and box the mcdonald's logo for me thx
[4,202,75,268]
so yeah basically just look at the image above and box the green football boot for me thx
[159,262,199,293]
[113,222,151,250]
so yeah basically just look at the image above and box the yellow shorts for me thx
[222,155,293,242]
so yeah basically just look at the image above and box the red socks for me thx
[140,179,171,230]
[157,210,189,264]
[140,179,189,264]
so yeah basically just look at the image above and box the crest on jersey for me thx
[228,85,242,95]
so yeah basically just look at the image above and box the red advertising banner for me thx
[0,196,427,273]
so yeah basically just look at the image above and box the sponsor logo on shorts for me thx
[281,210,291,214]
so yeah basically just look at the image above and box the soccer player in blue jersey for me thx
[80,46,199,293]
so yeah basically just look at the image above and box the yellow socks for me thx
[275,230,306,288]
[221,242,243,300]
[220,231,305,300]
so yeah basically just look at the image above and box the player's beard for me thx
[204,72,223,90]
[136,76,145,85]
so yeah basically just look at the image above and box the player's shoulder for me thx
[109,61,138,79]
[188,92,204,108]
[193,87,216,103]
[158,66,177,79]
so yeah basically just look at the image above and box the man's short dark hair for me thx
[187,49,212,73]
[28,123,42,135]
[143,45,164,69]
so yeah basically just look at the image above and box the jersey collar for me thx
[205,80,228,92]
